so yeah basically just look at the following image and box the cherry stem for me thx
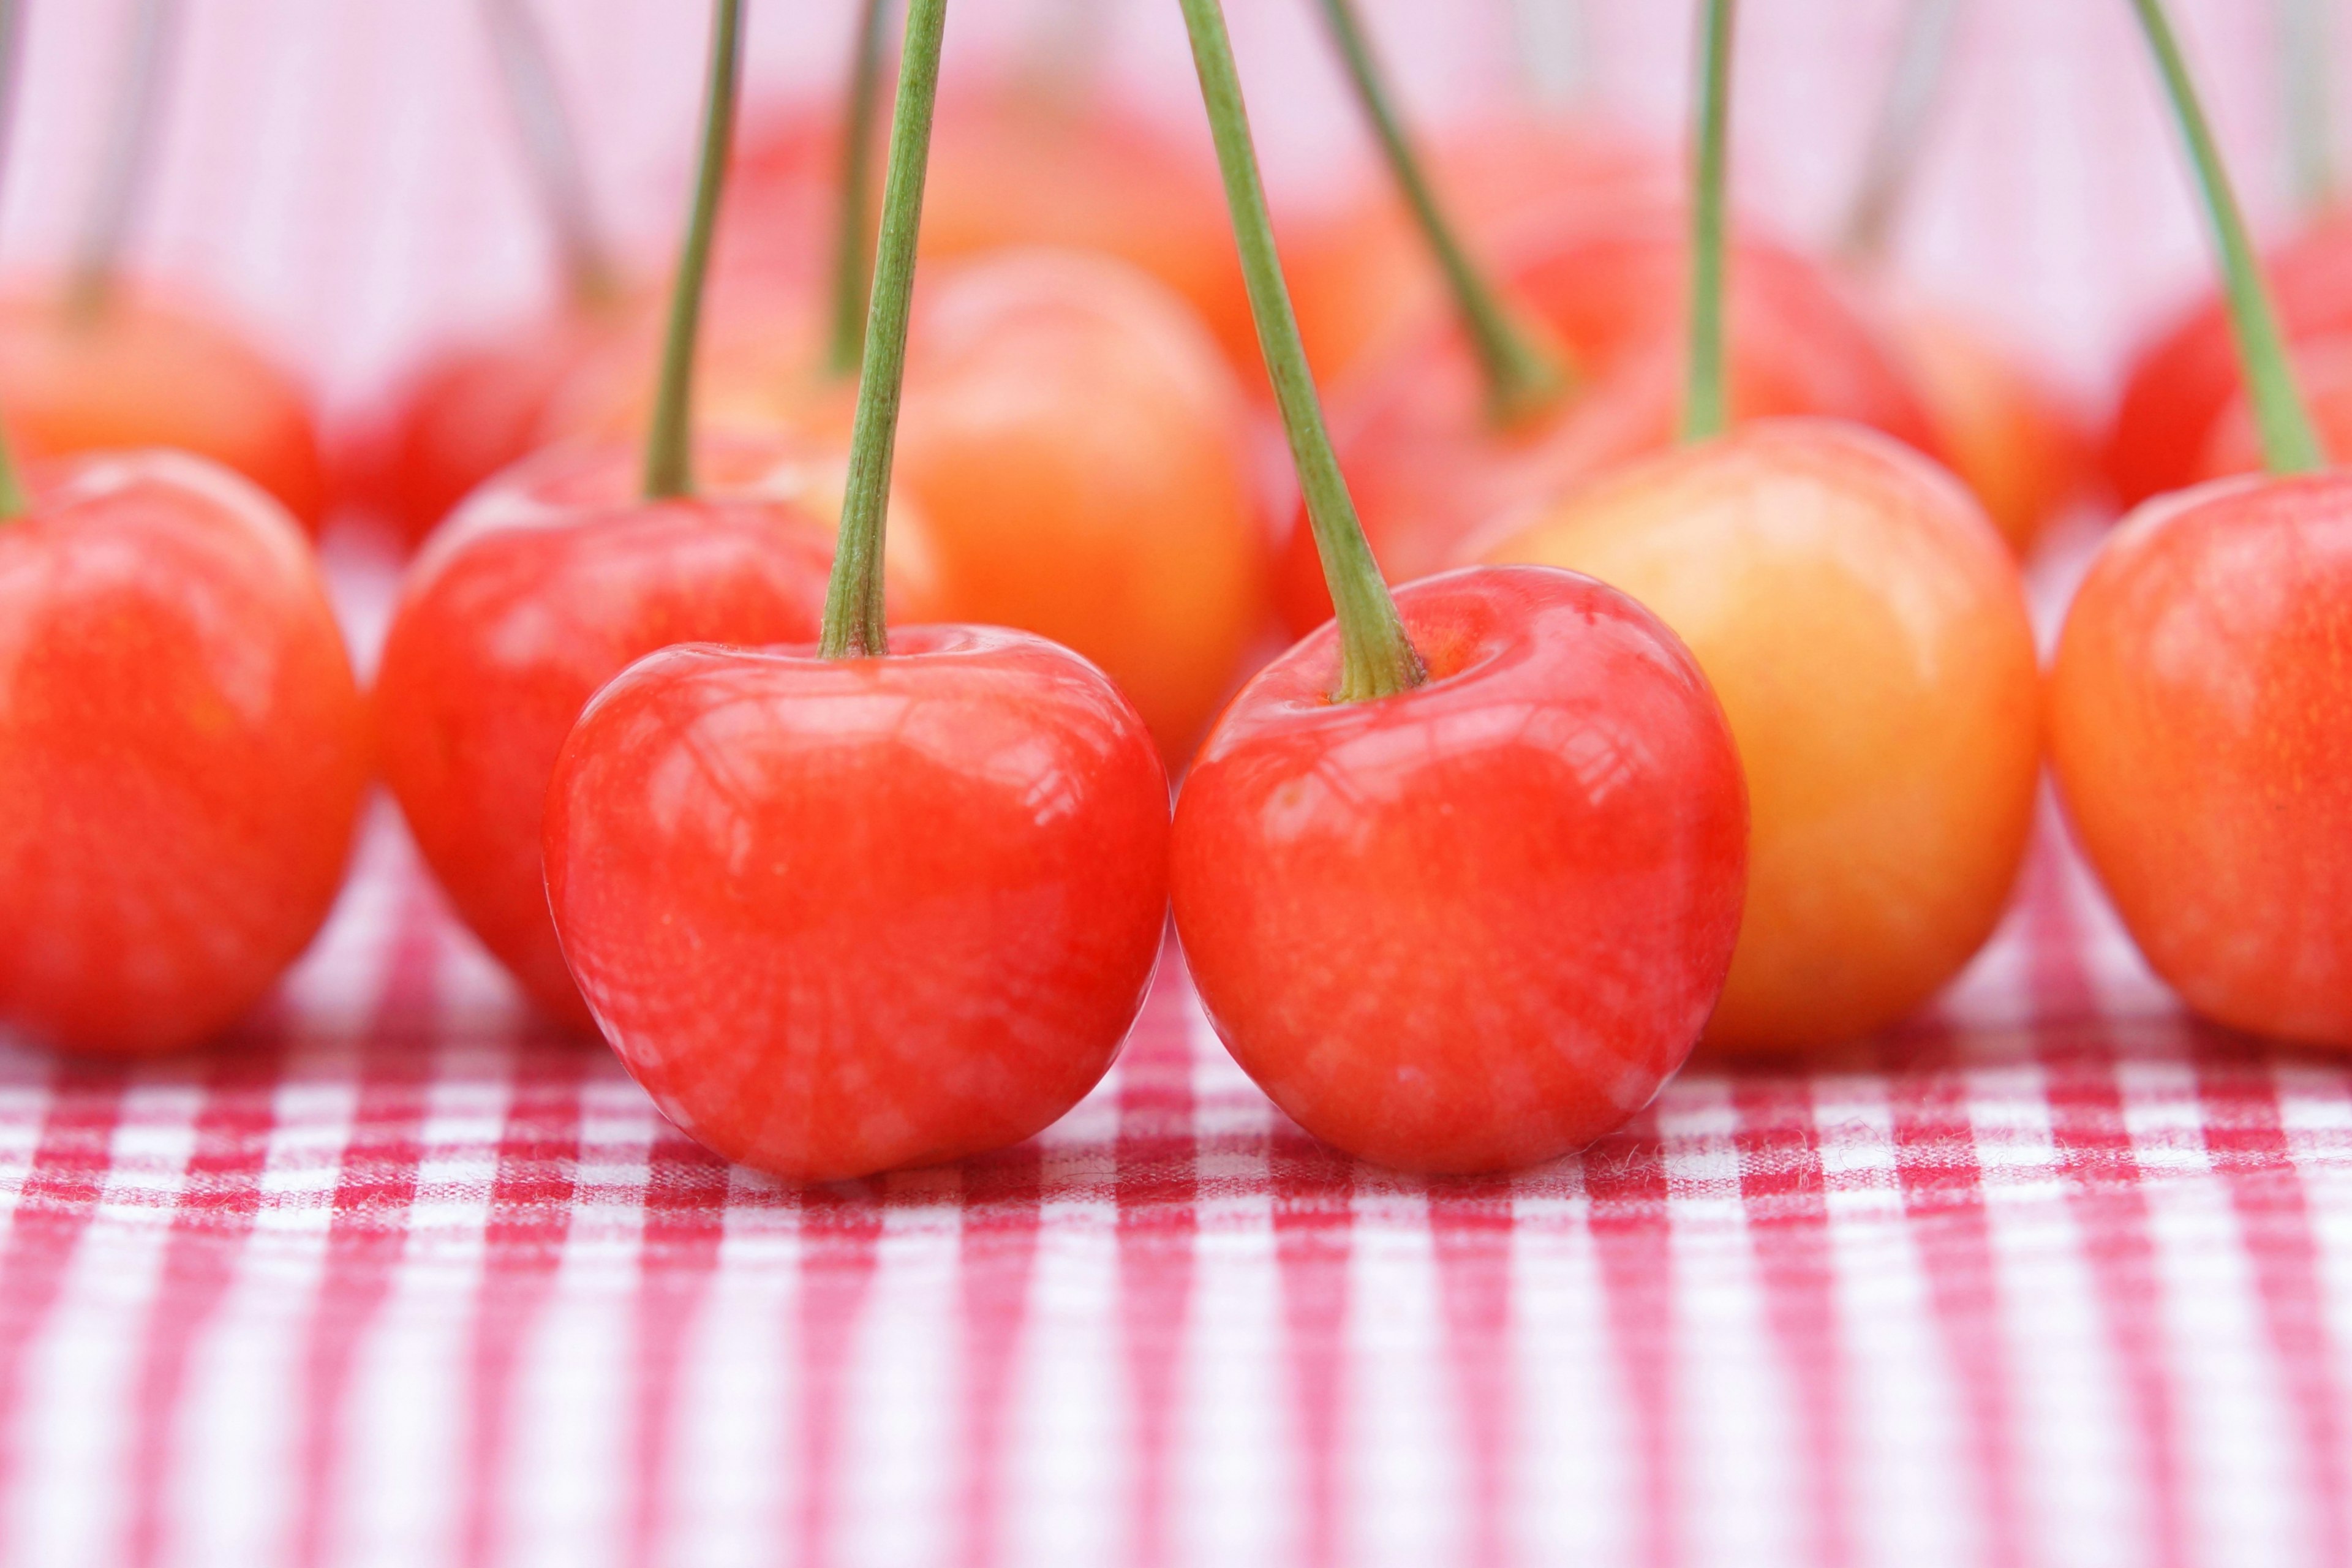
[1838,0,1960,265]
[1316,0,1569,428]
[2133,0,2325,475]
[481,0,620,310]
[1681,0,1734,444]
[826,0,891,379]
[66,0,175,325]
[2282,0,2335,216]
[818,0,947,660]
[0,0,23,521]
[1181,0,1423,703]
[641,0,744,503]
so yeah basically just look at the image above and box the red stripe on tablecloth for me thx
[956,1142,1042,1568]
[1730,1074,1853,1568]
[794,1178,884,1568]
[2195,1049,2352,1565]
[0,1062,132,1547]
[1427,1174,1512,1568]
[1270,1122,1355,1568]
[1115,948,1199,1568]
[458,1023,588,1568]
[288,886,447,1568]
[1577,1110,1674,1568]
[627,1121,734,1568]
[121,1017,291,1568]
[1882,1030,2028,1568]
[2026,830,2191,1568]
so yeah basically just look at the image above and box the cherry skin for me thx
[2051,472,2352,1045]
[1879,296,2092,557]
[544,626,1171,1182]
[0,451,368,1054]
[2105,213,2352,509]
[2198,333,2352,480]
[373,435,938,1029]
[1276,206,1941,636]
[334,298,647,550]
[1283,112,1671,386]
[1172,566,1747,1175]
[0,288,327,532]
[1477,420,2040,1053]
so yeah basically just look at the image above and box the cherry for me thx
[374,0,933,1028]
[333,0,645,549]
[1474,0,2040,1054]
[0,448,367,1054]
[545,0,1170,1182]
[2052,0,2352,1046]
[2196,333,2352,479]
[1166,0,1746,1173]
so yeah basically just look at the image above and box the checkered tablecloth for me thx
[1,785,2345,1568]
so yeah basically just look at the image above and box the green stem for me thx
[2133,0,2325,475]
[1181,0,1423,703]
[826,0,891,378]
[66,0,176,325]
[1316,0,1569,427]
[481,0,620,309]
[1681,0,1734,444]
[818,0,948,660]
[641,0,744,502]
[1838,0,1961,265]
[2282,0,2335,216]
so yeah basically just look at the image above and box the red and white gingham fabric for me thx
[1,798,2347,1567]
[2,1,2350,1564]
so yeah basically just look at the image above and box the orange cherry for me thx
[1478,420,2040,1052]
[0,288,326,532]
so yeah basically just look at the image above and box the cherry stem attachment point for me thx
[2133,0,2325,475]
[641,0,744,503]
[1181,0,1423,704]
[66,0,176,325]
[826,0,891,379]
[1316,0,1569,428]
[1681,0,1735,444]
[1838,0,1960,265]
[819,0,947,660]
[481,0,620,310]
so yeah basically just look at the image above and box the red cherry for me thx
[0,451,368,1054]
[543,627,1171,1182]
[1171,567,1747,1174]
[373,436,937,1028]
[2196,332,2352,480]
[2051,473,2352,1046]
[334,298,647,550]
[0,289,327,533]
[1276,207,1941,636]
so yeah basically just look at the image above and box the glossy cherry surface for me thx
[1278,207,1940,635]
[1172,567,1747,1174]
[0,289,327,531]
[2051,472,2352,1045]
[1478,420,2040,1052]
[374,436,935,1028]
[0,451,368,1054]
[545,626,1171,1181]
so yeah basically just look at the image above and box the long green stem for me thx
[1181,0,1423,703]
[481,0,620,309]
[1316,0,1568,427]
[818,0,947,660]
[641,0,744,502]
[826,0,891,377]
[1838,0,1961,265]
[2133,0,2325,475]
[66,0,176,325]
[0,0,27,521]
[2282,0,2334,216]
[1681,0,1734,444]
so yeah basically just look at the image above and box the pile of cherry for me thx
[0,0,2345,1182]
